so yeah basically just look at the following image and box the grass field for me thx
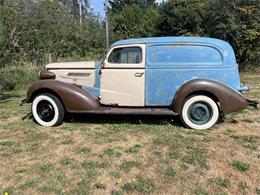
[0,71,260,195]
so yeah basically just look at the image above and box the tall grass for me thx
[0,65,41,90]
[0,52,103,91]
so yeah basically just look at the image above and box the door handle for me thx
[135,72,144,77]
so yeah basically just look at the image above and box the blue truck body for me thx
[85,37,245,106]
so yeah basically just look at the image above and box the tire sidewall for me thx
[181,95,219,130]
[32,94,60,127]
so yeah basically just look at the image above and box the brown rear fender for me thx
[26,80,100,112]
[172,79,248,114]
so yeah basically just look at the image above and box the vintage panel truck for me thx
[22,37,256,130]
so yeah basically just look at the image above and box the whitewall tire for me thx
[32,93,65,126]
[181,95,219,130]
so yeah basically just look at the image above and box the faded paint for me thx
[46,61,96,69]
[82,62,101,97]
[50,69,95,86]
[145,41,240,106]
[100,69,145,106]
[100,44,145,106]
[45,37,244,108]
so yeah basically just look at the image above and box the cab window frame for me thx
[108,46,142,64]
[104,44,145,69]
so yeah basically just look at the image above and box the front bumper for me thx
[238,85,249,92]
[20,98,28,106]
[247,99,259,109]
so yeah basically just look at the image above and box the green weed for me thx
[15,168,27,174]
[38,163,52,173]
[168,150,180,160]
[82,160,109,170]
[56,172,70,184]
[122,176,155,193]
[194,186,208,195]
[163,167,176,178]
[38,182,60,193]
[243,143,257,150]
[238,181,248,191]
[210,177,230,188]
[20,179,38,189]
[231,160,250,172]
[110,171,121,178]
[125,144,142,154]
[94,181,106,189]
[75,147,91,154]
[61,139,74,145]
[2,187,14,195]
[120,161,139,172]
[232,134,258,142]
[103,147,121,157]
[182,147,208,168]
[111,191,123,195]
[60,157,74,166]
[0,140,16,146]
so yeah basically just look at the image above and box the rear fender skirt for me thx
[172,79,248,114]
[26,80,100,112]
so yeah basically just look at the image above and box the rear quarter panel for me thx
[145,42,241,106]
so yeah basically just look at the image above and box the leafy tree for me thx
[109,0,156,11]
[205,0,260,67]
[109,0,159,39]
[0,0,259,68]
[157,0,208,36]
[157,0,260,68]
[0,0,104,67]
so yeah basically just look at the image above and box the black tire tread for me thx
[35,93,65,126]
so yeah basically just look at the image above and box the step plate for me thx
[71,107,178,116]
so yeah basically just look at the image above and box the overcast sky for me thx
[90,0,164,17]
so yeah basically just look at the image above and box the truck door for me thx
[100,44,145,106]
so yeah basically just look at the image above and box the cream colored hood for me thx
[45,61,96,69]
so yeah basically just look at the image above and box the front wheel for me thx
[180,95,219,130]
[32,93,65,126]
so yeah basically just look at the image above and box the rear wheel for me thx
[32,93,64,126]
[181,95,219,130]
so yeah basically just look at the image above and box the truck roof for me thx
[112,37,230,49]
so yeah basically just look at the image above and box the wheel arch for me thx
[172,79,248,114]
[183,90,221,110]
[29,88,66,110]
[29,88,60,102]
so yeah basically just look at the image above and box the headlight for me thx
[39,70,56,80]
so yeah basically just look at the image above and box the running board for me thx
[70,107,178,116]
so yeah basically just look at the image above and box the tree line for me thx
[0,0,105,67]
[0,0,259,69]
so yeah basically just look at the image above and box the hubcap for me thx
[188,102,212,125]
[36,100,55,122]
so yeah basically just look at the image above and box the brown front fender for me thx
[26,80,100,112]
[172,79,248,114]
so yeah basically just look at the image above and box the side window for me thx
[148,45,222,65]
[108,47,142,64]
